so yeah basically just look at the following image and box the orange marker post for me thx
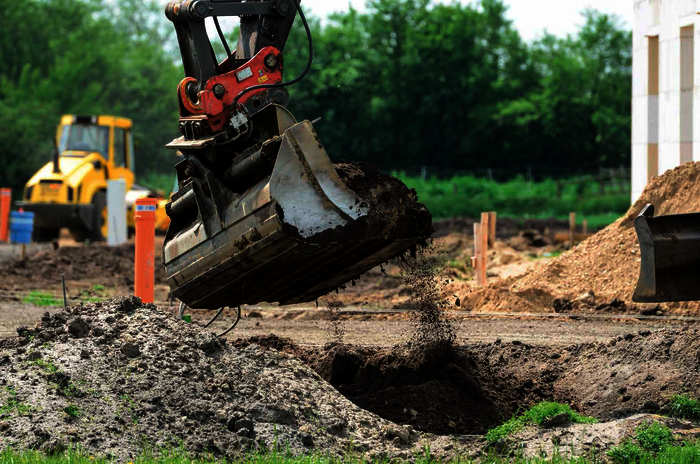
[134,198,157,303]
[0,189,11,243]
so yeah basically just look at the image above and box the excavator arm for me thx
[162,0,432,310]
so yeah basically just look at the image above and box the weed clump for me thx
[607,420,693,463]
[669,393,700,422]
[1,386,35,417]
[486,402,597,444]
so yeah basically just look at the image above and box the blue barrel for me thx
[10,211,34,244]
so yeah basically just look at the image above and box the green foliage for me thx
[31,358,59,373]
[140,172,178,198]
[63,404,83,418]
[0,0,632,198]
[22,291,63,307]
[635,422,674,453]
[669,394,700,422]
[524,402,597,426]
[486,402,597,444]
[1,386,35,417]
[401,174,629,226]
[607,421,689,464]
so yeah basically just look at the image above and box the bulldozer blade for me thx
[164,119,431,309]
[633,204,700,303]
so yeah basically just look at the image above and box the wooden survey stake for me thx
[569,212,576,249]
[473,222,487,286]
[488,211,497,247]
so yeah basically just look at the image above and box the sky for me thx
[299,0,634,41]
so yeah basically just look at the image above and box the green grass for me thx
[62,404,82,418]
[607,420,700,464]
[0,447,601,464]
[398,173,630,228]
[22,291,63,307]
[486,402,597,444]
[0,386,35,417]
[668,394,700,422]
[3,441,700,464]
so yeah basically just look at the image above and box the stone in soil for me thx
[0,297,425,460]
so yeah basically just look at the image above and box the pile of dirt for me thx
[244,326,700,440]
[0,244,167,291]
[464,162,700,313]
[0,297,421,460]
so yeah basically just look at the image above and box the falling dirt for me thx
[323,296,345,344]
[398,243,457,351]
[464,161,700,314]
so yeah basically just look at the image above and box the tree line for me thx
[0,0,631,193]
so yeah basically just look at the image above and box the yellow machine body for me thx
[20,115,169,242]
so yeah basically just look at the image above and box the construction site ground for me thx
[5,163,700,461]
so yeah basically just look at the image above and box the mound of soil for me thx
[0,298,420,460]
[0,244,167,291]
[464,162,700,313]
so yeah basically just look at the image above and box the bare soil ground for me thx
[232,322,700,449]
[3,298,700,462]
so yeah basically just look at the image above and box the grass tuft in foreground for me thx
[668,394,700,422]
[607,420,700,464]
[486,401,597,444]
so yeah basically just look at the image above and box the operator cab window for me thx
[114,128,127,168]
[59,124,109,156]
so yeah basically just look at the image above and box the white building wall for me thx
[632,0,700,202]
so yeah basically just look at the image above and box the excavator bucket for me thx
[163,110,432,309]
[633,204,700,302]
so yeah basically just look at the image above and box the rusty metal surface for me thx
[633,204,700,302]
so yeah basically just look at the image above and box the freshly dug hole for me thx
[241,325,700,437]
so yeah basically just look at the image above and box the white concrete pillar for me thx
[107,179,128,246]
